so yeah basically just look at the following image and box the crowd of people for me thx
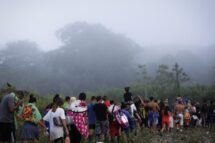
[0,86,214,143]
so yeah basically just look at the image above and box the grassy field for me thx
[15,125,215,143]
[1,86,215,143]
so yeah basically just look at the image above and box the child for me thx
[161,106,170,133]
[184,109,191,128]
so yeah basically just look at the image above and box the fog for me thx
[0,0,214,94]
[1,0,215,50]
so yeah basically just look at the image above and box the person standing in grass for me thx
[123,87,133,103]
[174,100,185,132]
[63,96,71,110]
[103,96,111,107]
[69,92,88,143]
[43,97,69,143]
[148,97,160,133]
[20,94,45,143]
[87,96,97,143]
[108,100,121,143]
[0,90,26,143]
[120,102,134,143]
[201,100,208,128]
[160,106,170,134]
[94,96,109,143]
[208,100,215,129]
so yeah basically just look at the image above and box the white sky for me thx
[0,0,214,51]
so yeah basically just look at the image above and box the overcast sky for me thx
[0,0,214,51]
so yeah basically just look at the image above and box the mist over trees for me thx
[136,45,215,85]
[0,22,214,96]
[0,22,139,95]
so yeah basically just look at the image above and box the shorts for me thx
[95,120,109,135]
[162,115,170,127]
[0,122,16,142]
[20,122,39,140]
[162,121,170,128]
[152,112,159,124]
[176,113,183,126]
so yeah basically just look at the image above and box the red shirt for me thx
[104,101,110,107]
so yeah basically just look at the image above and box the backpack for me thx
[21,105,33,120]
[53,116,63,126]
[108,105,116,122]
[113,110,129,129]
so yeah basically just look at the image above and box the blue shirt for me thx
[87,103,96,125]
[121,109,136,130]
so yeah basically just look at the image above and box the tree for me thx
[137,65,151,97]
[0,40,43,89]
[172,63,190,95]
[152,64,175,98]
[53,22,140,91]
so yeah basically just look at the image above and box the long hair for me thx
[164,106,169,116]
[52,97,63,112]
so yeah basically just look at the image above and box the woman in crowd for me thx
[68,92,88,143]
[160,106,170,134]
[43,97,69,143]
[20,94,44,143]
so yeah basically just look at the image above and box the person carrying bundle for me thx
[20,94,46,143]
[67,93,89,143]
[0,90,26,143]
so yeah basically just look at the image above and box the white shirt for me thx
[43,107,66,141]
[108,104,120,113]
[130,103,137,117]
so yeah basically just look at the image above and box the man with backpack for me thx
[0,90,26,143]
[108,100,121,143]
